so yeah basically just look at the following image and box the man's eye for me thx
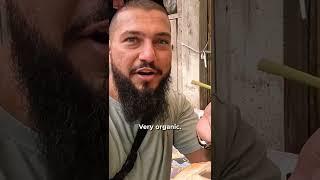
[125,37,138,43]
[157,39,169,45]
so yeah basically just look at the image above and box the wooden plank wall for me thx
[199,0,212,109]
[169,16,178,91]
[180,0,201,108]
[169,0,210,109]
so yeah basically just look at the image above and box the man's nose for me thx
[139,41,156,63]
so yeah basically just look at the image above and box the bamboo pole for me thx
[191,80,211,90]
[258,59,320,89]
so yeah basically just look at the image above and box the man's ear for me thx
[108,42,112,64]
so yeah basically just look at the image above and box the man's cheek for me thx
[164,65,172,75]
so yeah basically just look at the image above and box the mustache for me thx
[129,62,163,75]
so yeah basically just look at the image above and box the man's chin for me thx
[132,80,160,92]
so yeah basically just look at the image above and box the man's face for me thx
[8,0,109,91]
[109,8,172,91]
[3,0,110,179]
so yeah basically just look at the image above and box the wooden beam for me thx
[308,0,320,137]
[284,0,310,154]
[199,0,210,109]
[170,18,178,91]
[215,0,231,104]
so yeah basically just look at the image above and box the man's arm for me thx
[170,92,208,161]
[185,102,212,163]
[185,148,211,163]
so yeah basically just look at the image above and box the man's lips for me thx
[131,66,162,75]
[135,67,158,75]
[136,74,157,81]
[132,67,161,82]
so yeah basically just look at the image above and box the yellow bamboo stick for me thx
[258,59,320,89]
[191,80,211,90]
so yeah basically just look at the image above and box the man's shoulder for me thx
[0,133,47,180]
[165,90,194,116]
[166,90,190,106]
[167,90,185,99]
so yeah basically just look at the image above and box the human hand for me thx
[290,129,320,180]
[196,103,211,144]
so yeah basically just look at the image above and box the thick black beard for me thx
[111,63,171,125]
[6,1,108,180]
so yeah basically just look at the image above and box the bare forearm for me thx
[185,148,211,163]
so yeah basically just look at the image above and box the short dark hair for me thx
[109,0,169,39]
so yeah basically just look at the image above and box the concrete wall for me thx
[215,0,284,150]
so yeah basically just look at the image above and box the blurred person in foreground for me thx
[0,0,110,179]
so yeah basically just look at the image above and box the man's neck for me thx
[108,74,119,101]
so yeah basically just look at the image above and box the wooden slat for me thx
[180,0,201,108]
[170,19,178,91]
[168,13,180,20]
[284,0,310,154]
[199,0,209,109]
[211,0,215,99]
[215,0,231,104]
[309,0,318,135]
[317,0,320,135]
[177,0,183,93]
[309,0,320,135]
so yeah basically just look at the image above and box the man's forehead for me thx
[118,8,168,18]
[115,8,170,31]
[120,30,171,39]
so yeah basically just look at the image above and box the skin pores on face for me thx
[109,8,172,92]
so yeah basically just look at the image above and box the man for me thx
[108,0,211,179]
[108,1,280,180]
[0,0,110,179]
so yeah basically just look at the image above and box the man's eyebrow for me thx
[156,32,171,38]
[120,31,171,38]
[120,31,144,37]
